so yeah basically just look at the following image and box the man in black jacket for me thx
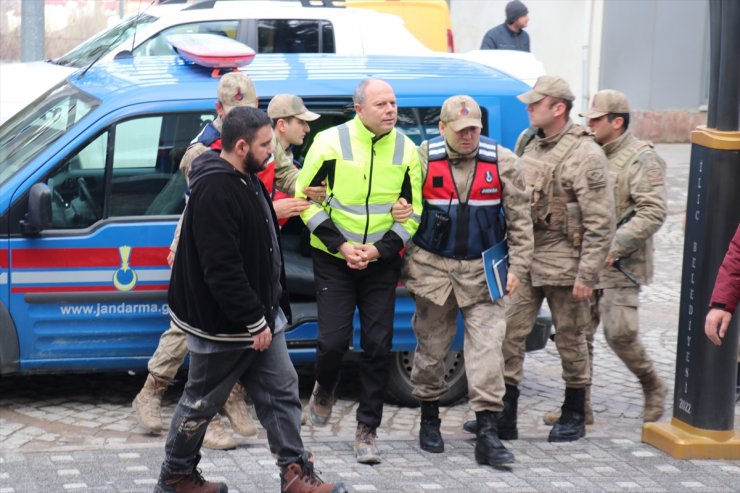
[155,106,345,493]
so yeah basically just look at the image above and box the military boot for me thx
[543,386,593,425]
[155,457,228,493]
[419,400,444,453]
[548,387,586,443]
[305,381,336,427]
[280,454,348,493]
[462,384,519,439]
[222,383,257,437]
[202,415,237,450]
[640,371,667,422]
[132,373,170,434]
[474,411,515,466]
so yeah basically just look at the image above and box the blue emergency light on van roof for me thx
[166,33,256,71]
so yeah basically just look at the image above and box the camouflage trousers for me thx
[587,286,656,380]
[147,323,188,380]
[410,293,506,412]
[503,282,591,388]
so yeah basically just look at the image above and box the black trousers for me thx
[312,248,401,428]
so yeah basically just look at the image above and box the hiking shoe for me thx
[354,422,381,464]
[155,468,228,493]
[202,415,236,450]
[305,382,335,426]
[281,461,347,493]
[222,383,257,437]
[641,372,667,422]
[132,373,170,434]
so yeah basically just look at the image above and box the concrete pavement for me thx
[0,144,738,492]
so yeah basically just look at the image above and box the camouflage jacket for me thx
[518,121,615,288]
[596,130,666,288]
[401,140,533,307]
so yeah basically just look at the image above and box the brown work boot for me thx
[222,383,257,437]
[155,463,228,493]
[641,371,667,422]
[305,382,335,426]
[354,422,381,464]
[202,415,237,450]
[280,457,348,493]
[132,373,170,434]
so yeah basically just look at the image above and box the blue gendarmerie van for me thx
[0,51,550,405]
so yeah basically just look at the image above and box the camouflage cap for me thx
[579,89,630,118]
[517,75,575,104]
[440,95,483,132]
[267,94,320,121]
[217,71,257,112]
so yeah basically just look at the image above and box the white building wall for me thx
[451,0,605,117]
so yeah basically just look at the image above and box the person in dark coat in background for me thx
[480,0,531,52]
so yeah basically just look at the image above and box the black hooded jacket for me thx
[168,151,291,344]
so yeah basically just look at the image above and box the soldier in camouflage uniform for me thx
[477,76,615,443]
[402,96,533,466]
[133,74,324,450]
[543,90,668,425]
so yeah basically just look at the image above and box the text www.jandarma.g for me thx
[59,302,169,318]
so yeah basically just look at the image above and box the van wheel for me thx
[385,351,468,407]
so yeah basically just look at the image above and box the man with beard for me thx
[156,106,346,493]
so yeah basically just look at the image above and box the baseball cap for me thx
[440,95,483,132]
[267,94,320,121]
[217,71,257,112]
[517,75,575,104]
[579,89,630,118]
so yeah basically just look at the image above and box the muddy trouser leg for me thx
[600,286,655,379]
[148,324,189,380]
[410,293,459,402]
[461,298,507,412]
[161,347,253,475]
[241,331,304,468]
[543,286,591,388]
[503,280,545,387]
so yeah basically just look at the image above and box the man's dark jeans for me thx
[160,331,303,474]
[312,249,401,429]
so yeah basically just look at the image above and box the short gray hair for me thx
[353,78,387,105]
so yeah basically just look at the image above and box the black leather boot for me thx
[497,384,519,440]
[474,411,515,466]
[419,400,444,453]
[548,387,586,443]
[463,384,519,438]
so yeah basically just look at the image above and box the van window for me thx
[44,112,212,230]
[134,21,240,56]
[0,83,98,188]
[258,19,335,53]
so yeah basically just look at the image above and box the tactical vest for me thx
[414,136,505,259]
[608,140,653,226]
[520,131,585,248]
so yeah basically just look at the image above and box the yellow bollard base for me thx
[642,418,740,459]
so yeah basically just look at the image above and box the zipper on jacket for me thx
[363,142,377,243]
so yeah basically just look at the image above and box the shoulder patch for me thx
[645,166,664,186]
[586,167,607,189]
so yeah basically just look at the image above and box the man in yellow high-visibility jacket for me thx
[296,78,422,465]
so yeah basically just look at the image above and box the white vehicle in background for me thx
[0,0,430,123]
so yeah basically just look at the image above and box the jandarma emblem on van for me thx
[113,245,137,292]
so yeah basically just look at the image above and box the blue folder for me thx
[482,239,509,301]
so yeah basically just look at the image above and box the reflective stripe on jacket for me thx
[296,114,422,258]
[414,136,505,259]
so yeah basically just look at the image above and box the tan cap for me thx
[579,89,630,118]
[217,71,257,112]
[440,95,483,132]
[267,94,320,121]
[517,75,575,104]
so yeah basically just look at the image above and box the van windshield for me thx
[0,83,99,187]
[53,13,159,68]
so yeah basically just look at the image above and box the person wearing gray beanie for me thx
[480,0,530,52]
